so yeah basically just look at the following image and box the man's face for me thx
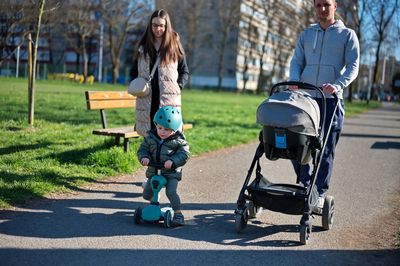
[314,0,337,23]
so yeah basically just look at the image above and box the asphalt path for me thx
[1,102,399,266]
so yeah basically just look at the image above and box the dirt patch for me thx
[340,190,400,249]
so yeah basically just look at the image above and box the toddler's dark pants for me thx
[143,178,181,211]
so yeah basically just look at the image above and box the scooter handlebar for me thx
[147,161,176,170]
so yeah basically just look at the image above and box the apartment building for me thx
[157,0,310,91]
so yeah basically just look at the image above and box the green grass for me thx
[345,100,381,117]
[0,77,380,209]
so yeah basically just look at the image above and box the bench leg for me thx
[115,136,120,145]
[123,139,129,152]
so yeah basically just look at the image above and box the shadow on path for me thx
[0,248,398,265]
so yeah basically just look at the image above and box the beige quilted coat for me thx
[135,47,181,136]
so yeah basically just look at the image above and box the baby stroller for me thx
[234,81,338,244]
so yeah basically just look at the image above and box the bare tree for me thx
[240,4,256,92]
[98,0,148,84]
[59,0,98,82]
[0,1,23,68]
[338,0,362,102]
[255,0,313,94]
[255,0,277,94]
[28,0,46,126]
[157,0,206,89]
[0,1,37,69]
[212,0,240,92]
[367,0,398,101]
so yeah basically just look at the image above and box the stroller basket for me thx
[248,181,309,215]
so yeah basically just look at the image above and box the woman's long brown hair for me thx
[137,9,184,65]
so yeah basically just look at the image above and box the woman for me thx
[131,9,189,136]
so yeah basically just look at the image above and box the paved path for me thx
[1,102,399,265]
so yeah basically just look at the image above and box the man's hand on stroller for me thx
[322,83,338,94]
[288,85,299,90]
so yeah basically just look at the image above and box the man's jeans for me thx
[292,98,344,196]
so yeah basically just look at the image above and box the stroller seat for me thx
[262,126,316,164]
[256,90,321,164]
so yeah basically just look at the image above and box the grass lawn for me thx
[0,77,380,208]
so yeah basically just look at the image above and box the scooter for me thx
[134,162,174,228]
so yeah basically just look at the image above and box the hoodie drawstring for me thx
[313,31,318,51]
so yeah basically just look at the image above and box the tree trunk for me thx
[81,36,88,83]
[28,0,45,127]
[217,31,228,92]
[112,63,119,84]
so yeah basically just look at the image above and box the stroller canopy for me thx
[256,91,320,136]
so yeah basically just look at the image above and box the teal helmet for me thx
[153,106,182,131]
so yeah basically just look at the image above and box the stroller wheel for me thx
[234,207,248,233]
[134,207,142,224]
[247,201,262,219]
[322,196,334,230]
[300,224,311,245]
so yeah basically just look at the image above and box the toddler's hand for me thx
[141,158,150,166]
[164,160,173,169]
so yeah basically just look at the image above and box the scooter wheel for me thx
[134,207,142,224]
[322,196,334,230]
[164,210,172,228]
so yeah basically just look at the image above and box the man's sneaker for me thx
[312,196,325,214]
[317,196,325,209]
[172,213,185,226]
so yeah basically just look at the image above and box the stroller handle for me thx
[270,80,338,101]
[270,81,325,98]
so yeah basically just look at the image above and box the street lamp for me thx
[98,22,104,83]
[16,45,20,78]
[367,49,373,102]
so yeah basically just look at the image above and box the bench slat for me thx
[88,99,136,110]
[93,127,140,138]
[85,91,136,110]
[183,123,193,130]
[86,91,136,100]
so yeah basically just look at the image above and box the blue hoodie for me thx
[289,20,359,99]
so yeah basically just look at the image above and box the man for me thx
[289,0,359,212]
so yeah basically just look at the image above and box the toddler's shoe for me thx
[172,213,185,226]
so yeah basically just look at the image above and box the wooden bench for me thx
[85,91,192,152]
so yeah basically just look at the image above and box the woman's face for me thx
[151,17,166,39]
